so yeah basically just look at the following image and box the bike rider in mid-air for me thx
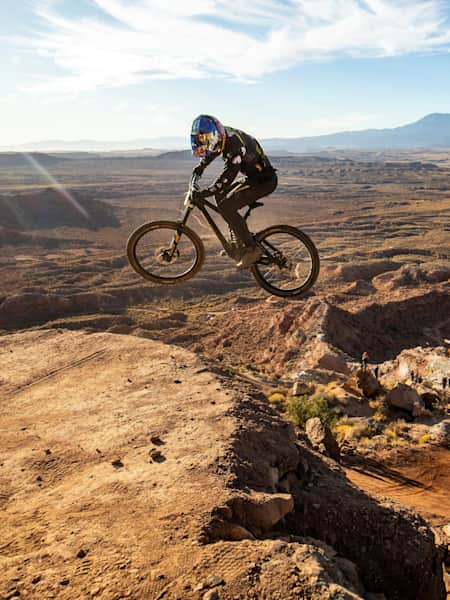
[190,115,277,269]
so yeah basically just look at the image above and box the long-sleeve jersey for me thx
[194,126,275,198]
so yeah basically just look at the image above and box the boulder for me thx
[430,419,450,448]
[420,391,440,411]
[305,417,341,462]
[227,492,294,534]
[292,380,310,396]
[317,351,351,374]
[356,369,381,398]
[205,492,294,541]
[385,383,427,417]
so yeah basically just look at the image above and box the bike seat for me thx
[249,201,264,209]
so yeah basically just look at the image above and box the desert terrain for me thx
[1,149,449,599]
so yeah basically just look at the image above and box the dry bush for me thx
[334,416,378,443]
[286,394,339,430]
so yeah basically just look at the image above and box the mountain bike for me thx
[126,174,320,298]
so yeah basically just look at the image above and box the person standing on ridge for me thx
[361,351,369,371]
[190,115,277,269]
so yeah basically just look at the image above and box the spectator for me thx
[361,351,369,371]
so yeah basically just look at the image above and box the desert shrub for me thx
[268,392,286,402]
[286,394,339,430]
[334,418,378,442]
[334,422,355,442]
[385,420,410,443]
[371,397,390,422]
[418,433,432,445]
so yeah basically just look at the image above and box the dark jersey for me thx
[194,127,275,198]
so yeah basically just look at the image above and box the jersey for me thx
[194,127,275,198]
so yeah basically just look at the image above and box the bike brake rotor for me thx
[156,247,179,264]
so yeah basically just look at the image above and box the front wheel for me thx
[126,221,205,284]
[251,225,320,298]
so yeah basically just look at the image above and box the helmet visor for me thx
[191,134,206,157]
[191,131,218,157]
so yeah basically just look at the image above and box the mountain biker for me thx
[190,115,277,269]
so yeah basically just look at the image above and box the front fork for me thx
[168,196,194,258]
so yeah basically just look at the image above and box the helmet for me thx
[191,115,225,158]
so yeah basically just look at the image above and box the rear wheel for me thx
[126,220,204,284]
[251,225,320,297]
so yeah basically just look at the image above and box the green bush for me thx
[286,395,339,430]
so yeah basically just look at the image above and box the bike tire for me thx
[251,224,320,298]
[126,220,205,284]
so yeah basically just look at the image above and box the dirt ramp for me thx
[0,331,445,599]
[0,330,236,599]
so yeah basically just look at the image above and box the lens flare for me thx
[23,153,90,221]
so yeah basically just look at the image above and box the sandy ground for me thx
[345,448,450,525]
[1,329,449,599]
[0,329,236,599]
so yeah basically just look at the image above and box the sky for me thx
[2,0,450,146]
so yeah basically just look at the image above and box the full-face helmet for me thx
[191,115,225,158]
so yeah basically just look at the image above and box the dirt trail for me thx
[0,329,236,599]
[345,448,450,525]
[1,330,447,599]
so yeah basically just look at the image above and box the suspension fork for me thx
[168,199,194,258]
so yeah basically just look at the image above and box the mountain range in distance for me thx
[3,113,450,154]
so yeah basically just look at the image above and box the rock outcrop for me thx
[385,383,427,417]
[430,419,450,448]
[206,390,445,600]
[305,417,341,462]
[356,368,381,398]
[285,444,445,600]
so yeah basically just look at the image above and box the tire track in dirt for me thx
[6,349,107,399]
[345,447,450,524]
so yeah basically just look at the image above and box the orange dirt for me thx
[345,447,450,525]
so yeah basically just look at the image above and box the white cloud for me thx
[22,0,450,94]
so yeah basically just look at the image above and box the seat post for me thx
[243,201,264,221]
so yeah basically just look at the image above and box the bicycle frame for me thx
[167,175,281,269]
[172,175,239,259]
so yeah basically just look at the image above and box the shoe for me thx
[236,246,262,270]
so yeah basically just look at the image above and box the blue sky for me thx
[2,0,450,146]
